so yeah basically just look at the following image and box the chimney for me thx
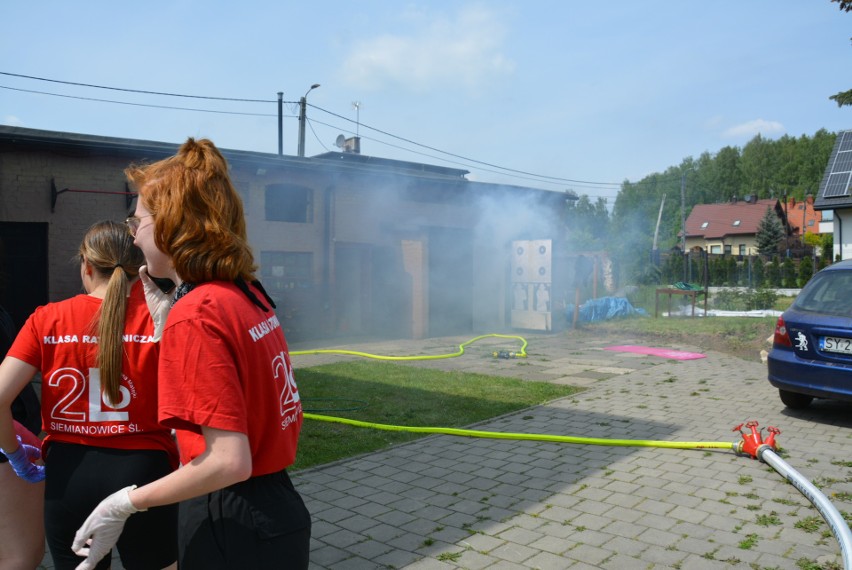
[343,136,361,154]
[731,195,738,204]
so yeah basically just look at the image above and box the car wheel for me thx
[779,389,813,409]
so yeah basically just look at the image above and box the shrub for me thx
[711,288,778,311]
[798,256,814,287]
[766,257,781,287]
[712,288,743,310]
[781,258,796,288]
[725,257,738,285]
[752,257,765,288]
[746,288,778,310]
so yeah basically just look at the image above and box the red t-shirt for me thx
[158,281,303,477]
[7,281,177,464]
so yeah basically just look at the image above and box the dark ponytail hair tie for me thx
[113,264,124,270]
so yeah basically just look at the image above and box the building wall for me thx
[0,132,565,342]
[684,235,759,255]
[0,147,134,304]
[836,209,852,261]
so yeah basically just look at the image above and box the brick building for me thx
[0,126,575,342]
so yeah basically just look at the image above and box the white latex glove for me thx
[139,266,171,342]
[72,485,144,570]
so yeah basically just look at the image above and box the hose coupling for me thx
[733,421,781,459]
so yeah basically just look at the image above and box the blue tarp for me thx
[565,297,647,323]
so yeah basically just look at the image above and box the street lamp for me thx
[297,83,321,157]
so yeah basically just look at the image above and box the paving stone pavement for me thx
[38,329,852,569]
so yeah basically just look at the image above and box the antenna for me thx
[352,101,362,136]
[335,134,346,149]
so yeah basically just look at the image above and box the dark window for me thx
[724,245,732,255]
[793,269,852,315]
[738,245,746,256]
[260,251,313,294]
[265,184,313,223]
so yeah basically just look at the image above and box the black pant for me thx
[179,469,311,569]
[44,442,178,570]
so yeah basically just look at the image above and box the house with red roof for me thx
[682,196,792,255]
[785,195,822,236]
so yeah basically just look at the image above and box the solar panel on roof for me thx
[824,171,852,198]
[822,131,852,198]
[834,150,852,173]
[840,131,852,152]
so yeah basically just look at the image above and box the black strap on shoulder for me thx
[251,279,277,310]
[234,277,276,312]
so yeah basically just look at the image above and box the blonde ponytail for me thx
[78,221,144,405]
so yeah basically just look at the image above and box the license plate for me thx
[822,336,852,355]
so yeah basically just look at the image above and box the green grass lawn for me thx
[292,361,579,471]
[291,303,782,471]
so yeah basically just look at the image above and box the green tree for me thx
[820,233,834,261]
[798,256,814,287]
[563,195,610,251]
[803,232,822,250]
[711,256,726,286]
[725,256,738,285]
[610,128,834,284]
[830,90,852,107]
[781,258,796,288]
[712,146,744,200]
[662,251,683,285]
[830,1,852,105]
[752,256,765,288]
[766,256,782,287]
[740,135,776,198]
[755,206,786,256]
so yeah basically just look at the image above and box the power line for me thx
[306,116,619,193]
[307,103,623,188]
[0,85,282,117]
[2,70,639,190]
[0,71,274,103]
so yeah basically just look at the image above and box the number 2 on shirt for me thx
[48,367,131,423]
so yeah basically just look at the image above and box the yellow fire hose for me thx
[290,333,528,360]
[303,413,736,450]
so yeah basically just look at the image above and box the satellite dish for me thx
[335,134,346,149]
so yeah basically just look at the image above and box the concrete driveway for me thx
[290,330,852,570]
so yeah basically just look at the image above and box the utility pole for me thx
[277,92,283,156]
[681,172,687,282]
[783,192,789,258]
[652,193,666,265]
[298,83,320,158]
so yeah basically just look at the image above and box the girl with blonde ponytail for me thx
[81,220,143,406]
[0,220,178,570]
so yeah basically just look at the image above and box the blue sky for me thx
[2,1,851,202]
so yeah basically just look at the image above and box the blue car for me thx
[767,259,852,409]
